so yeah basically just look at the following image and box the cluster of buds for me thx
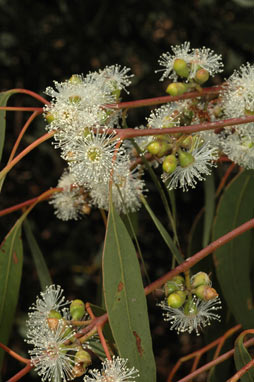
[166,58,211,96]
[164,272,218,310]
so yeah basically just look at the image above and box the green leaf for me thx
[203,174,215,248]
[234,332,254,382]
[213,170,254,328]
[0,223,23,369]
[141,195,183,264]
[0,90,17,163]
[103,203,156,382]
[23,218,52,290]
[0,90,19,192]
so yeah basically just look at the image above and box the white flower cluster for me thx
[26,285,79,382]
[45,66,146,219]
[158,296,222,336]
[219,63,254,168]
[157,41,223,82]
[84,356,139,382]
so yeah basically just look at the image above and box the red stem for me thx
[105,85,222,110]
[0,107,43,112]
[7,363,33,382]
[0,342,30,364]
[144,218,254,295]
[8,111,41,163]
[8,88,50,105]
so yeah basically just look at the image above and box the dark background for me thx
[1,0,254,380]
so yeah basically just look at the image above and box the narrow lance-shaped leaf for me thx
[234,332,254,382]
[213,170,254,328]
[0,90,18,163]
[0,223,23,370]
[23,218,52,290]
[141,195,183,264]
[103,202,156,382]
[203,173,215,248]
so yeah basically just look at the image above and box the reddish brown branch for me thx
[7,363,33,382]
[0,342,30,364]
[144,218,254,295]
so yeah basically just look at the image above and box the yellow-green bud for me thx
[75,350,92,366]
[48,310,62,319]
[70,299,85,320]
[72,364,87,377]
[147,141,161,155]
[195,69,210,84]
[178,149,195,167]
[245,108,254,116]
[183,299,198,316]
[69,74,82,84]
[173,59,190,78]
[167,290,186,308]
[194,285,218,301]
[164,281,179,296]
[45,113,55,124]
[162,155,177,173]
[181,136,193,149]
[172,275,185,286]
[166,82,187,96]
[69,95,81,103]
[191,272,210,288]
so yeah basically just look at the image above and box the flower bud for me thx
[181,136,193,149]
[70,299,85,320]
[45,113,55,124]
[75,349,92,366]
[72,364,87,377]
[194,69,210,84]
[48,310,62,319]
[69,95,81,103]
[194,285,218,301]
[173,59,190,78]
[191,272,210,288]
[69,74,82,84]
[164,281,179,296]
[166,82,187,96]
[162,155,177,174]
[147,141,161,155]
[183,299,198,316]
[178,149,195,168]
[167,290,186,308]
[245,108,254,116]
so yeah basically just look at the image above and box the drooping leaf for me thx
[213,170,254,328]
[0,90,17,163]
[141,195,183,264]
[103,202,156,382]
[23,218,52,290]
[0,90,20,192]
[203,174,215,248]
[0,223,23,370]
[234,332,254,382]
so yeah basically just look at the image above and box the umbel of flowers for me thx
[158,272,222,335]
[44,42,254,222]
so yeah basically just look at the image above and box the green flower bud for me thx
[194,68,210,84]
[181,136,193,149]
[173,59,190,78]
[166,82,187,96]
[45,113,55,124]
[48,310,62,319]
[69,74,82,84]
[194,285,218,301]
[147,141,161,155]
[191,272,210,288]
[70,299,85,320]
[72,364,87,377]
[183,299,198,316]
[167,290,186,308]
[164,281,179,296]
[172,275,185,286]
[75,349,92,366]
[245,108,254,116]
[69,95,81,103]
[178,149,195,168]
[162,155,177,174]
